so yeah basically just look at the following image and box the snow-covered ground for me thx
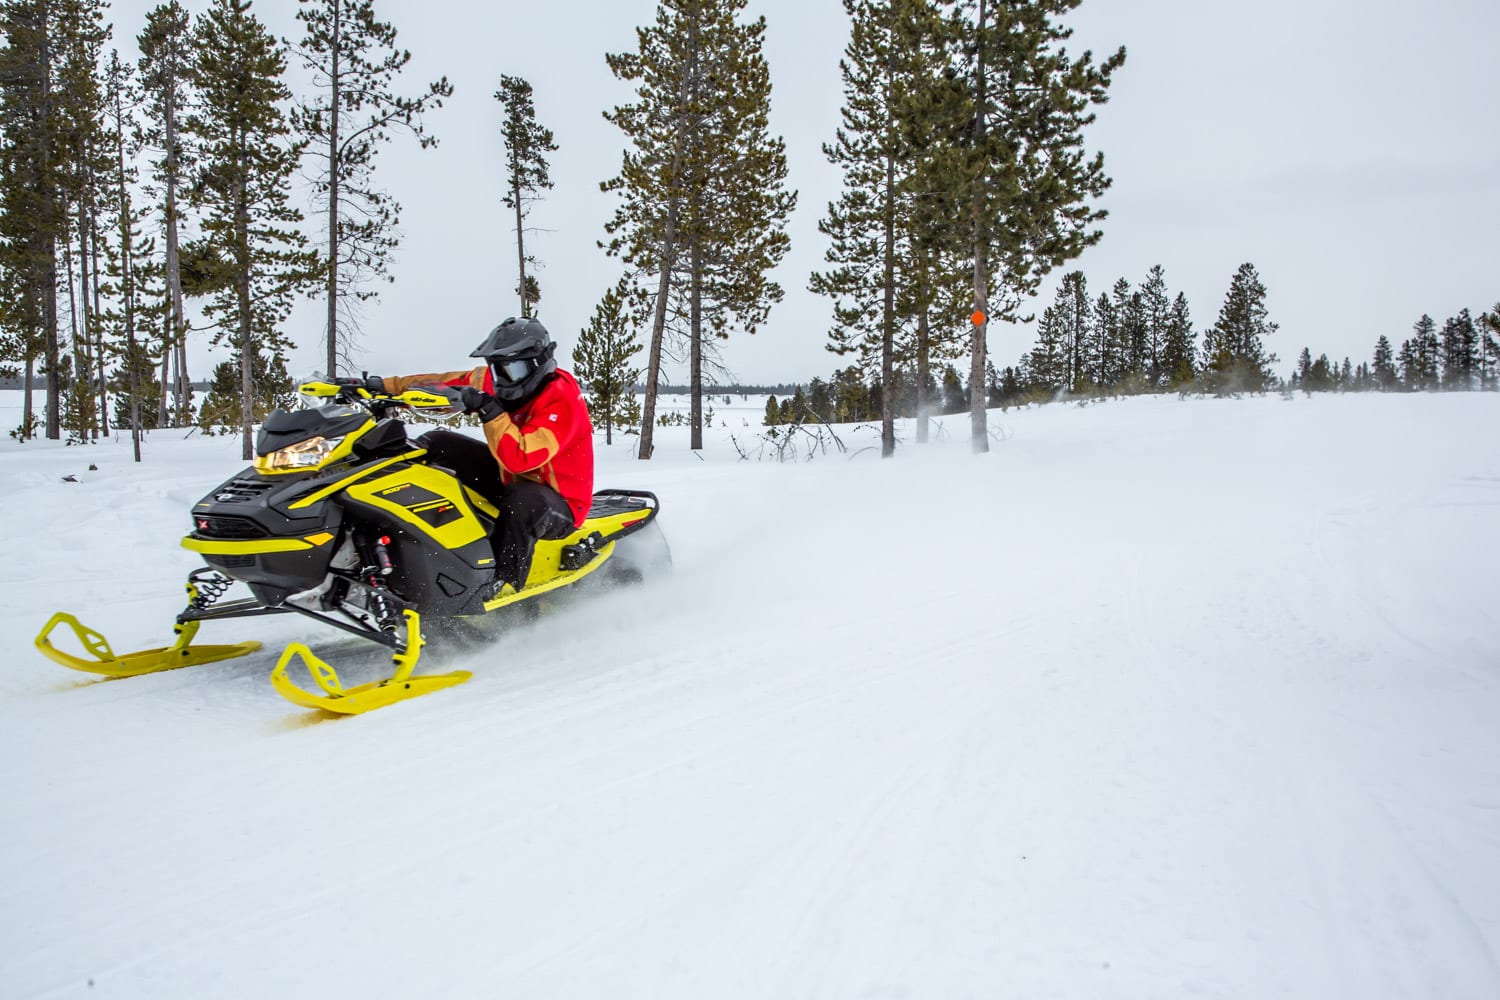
[2,390,1498,999]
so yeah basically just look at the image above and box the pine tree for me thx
[1407,314,1439,390]
[100,49,162,460]
[1479,306,1500,391]
[673,1,794,451]
[109,336,161,430]
[1088,290,1115,392]
[1024,271,1089,395]
[55,0,108,443]
[1372,334,1398,391]
[893,3,971,443]
[807,376,833,420]
[1200,262,1277,394]
[1303,352,1333,392]
[1160,290,1195,389]
[830,365,873,421]
[810,0,933,457]
[816,0,954,458]
[137,2,196,423]
[196,349,295,431]
[951,0,1125,452]
[1138,264,1170,389]
[1024,304,1067,392]
[572,279,642,445]
[0,0,107,440]
[495,74,556,318]
[1111,277,1145,391]
[293,0,450,378]
[1054,270,1089,391]
[191,0,321,460]
[1439,309,1477,391]
[1396,337,1419,390]
[604,0,796,458]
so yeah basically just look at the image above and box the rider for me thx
[360,317,594,597]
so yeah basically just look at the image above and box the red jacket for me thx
[385,367,595,526]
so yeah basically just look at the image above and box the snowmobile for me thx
[33,380,669,715]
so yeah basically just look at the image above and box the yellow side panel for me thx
[485,541,615,611]
[522,507,652,588]
[286,450,428,510]
[182,536,317,555]
[346,465,488,550]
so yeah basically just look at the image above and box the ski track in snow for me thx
[2,392,1499,999]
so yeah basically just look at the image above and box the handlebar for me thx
[297,380,465,418]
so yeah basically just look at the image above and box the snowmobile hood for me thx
[256,404,373,457]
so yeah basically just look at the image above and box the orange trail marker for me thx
[970,310,987,326]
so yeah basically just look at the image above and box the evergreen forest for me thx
[1,0,1493,462]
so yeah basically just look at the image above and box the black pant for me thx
[419,429,575,587]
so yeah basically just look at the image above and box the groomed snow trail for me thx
[3,393,1498,999]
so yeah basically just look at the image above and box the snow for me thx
[2,390,1499,999]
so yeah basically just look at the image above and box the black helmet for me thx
[469,316,558,405]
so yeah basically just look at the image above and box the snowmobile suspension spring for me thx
[365,576,400,635]
[187,570,234,611]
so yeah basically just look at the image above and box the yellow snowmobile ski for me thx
[270,609,471,715]
[35,613,261,678]
[266,539,618,714]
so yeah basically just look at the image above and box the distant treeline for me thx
[0,375,212,393]
[766,263,1500,426]
[643,383,800,397]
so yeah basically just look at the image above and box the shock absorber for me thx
[354,532,402,636]
[371,534,395,577]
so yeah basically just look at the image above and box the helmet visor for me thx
[492,357,536,385]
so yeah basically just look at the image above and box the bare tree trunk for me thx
[512,155,527,316]
[689,240,702,451]
[878,11,896,460]
[164,77,189,422]
[636,95,688,461]
[638,199,678,461]
[37,13,61,440]
[637,12,701,461]
[157,313,170,426]
[115,89,141,461]
[23,357,36,438]
[75,200,94,439]
[74,197,98,439]
[968,0,990,455]
[239,286,253,460]
[969,251,989,453]
[63,221,84,437]
[324,0,341,378]
[43,250,60,439]
[89,206,109,435]
[235,146,254,461]
[880,151,895,459]
[916,304,930,444]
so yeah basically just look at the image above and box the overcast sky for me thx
[105,0,1500,386]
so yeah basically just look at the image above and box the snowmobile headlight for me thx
[255,434,346,472]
